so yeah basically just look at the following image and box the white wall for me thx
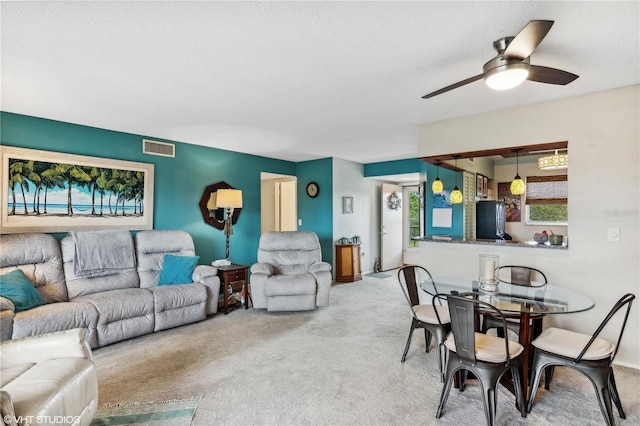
[418,86,640,368]
[332,158,379,274]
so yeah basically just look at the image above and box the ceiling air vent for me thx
[142,139,175,158]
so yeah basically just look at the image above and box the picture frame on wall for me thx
[498,182,522,222]
[1,146,154,233]
[476,173,488,198]
[342,196,354,214]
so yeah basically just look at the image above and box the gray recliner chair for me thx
[250,231,332,312]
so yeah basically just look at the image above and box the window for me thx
[407,187,422,248]
[525,175,568,225]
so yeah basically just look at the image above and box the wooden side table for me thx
[216,263,250,314]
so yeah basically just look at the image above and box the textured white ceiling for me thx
[2,1,638,163]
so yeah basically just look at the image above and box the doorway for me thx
[260,173,297,234]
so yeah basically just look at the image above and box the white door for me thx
[381,183,403,271]
[275,180,297,231]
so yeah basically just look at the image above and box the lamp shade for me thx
[538,151,568,170]
[432,178,443,194]
[206,192,217,210]
[216,189,243,208]
[450,187,463,204]
[510,176,525,195]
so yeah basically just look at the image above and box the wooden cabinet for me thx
[335,244,362,283]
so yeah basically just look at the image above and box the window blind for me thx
[525,175,568,205]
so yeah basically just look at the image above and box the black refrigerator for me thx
[476,201,512,240]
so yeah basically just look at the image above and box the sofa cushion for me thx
[11,302,99,348]
[61,235,140,299]
[265,274,317,297]
[0,233,68,303]
[135,230,197,288]
[158,255,199,285]
[75,289,154,347]
[0,269,44,312]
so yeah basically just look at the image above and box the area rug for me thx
[366,272,391,279]
[90,397,201,426]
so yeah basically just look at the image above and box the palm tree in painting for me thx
[133,171,145,215]
[84,166,101,215]
[40,164,65,214]
[28,161,49,215]
[55,163,91,215]
[95,169,111,217]
[8,159,31,215]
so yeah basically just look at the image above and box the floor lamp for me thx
[214,189,243,260]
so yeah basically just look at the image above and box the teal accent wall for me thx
[425,165,464,237]
[363,158,424,177]
[295,158,333,263]
[0,112,297,267]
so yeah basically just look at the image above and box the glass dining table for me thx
[420,275,595,406]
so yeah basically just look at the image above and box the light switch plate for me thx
[607,228,620,242]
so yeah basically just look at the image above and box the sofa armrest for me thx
[0,391,16,426]
[309,262,332,274]
[250,263,274,276]
[192,264,218,282]
[0,297,15,313]
[0,328,92,369]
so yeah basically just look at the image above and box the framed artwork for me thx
[1,146,154,233]
[476,173,488,198]
[342,196,353,214]
[498,182,521,222]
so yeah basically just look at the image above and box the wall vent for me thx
[142,139,175,158]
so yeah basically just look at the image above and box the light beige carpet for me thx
[92,274,640,425]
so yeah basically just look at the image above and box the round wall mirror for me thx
[199,181,242,230]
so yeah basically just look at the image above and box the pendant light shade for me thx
[538,150,568,170]
[450,156,463,204]
[511,149,525,195]
[432,163,443,194]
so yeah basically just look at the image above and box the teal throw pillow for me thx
[0,269,45,312]
[158,254,199,285]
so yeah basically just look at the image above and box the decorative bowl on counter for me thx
[534,232,549,243]
[549,234,563,245]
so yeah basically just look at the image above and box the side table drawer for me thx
[227,270,246,282]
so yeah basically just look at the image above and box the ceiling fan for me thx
[422,20,579,99]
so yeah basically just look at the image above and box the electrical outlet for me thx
[607,228,620,243]
[298,219,302,226]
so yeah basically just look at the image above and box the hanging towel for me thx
[70,230,135,276]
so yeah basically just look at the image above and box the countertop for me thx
[414,236,568,249]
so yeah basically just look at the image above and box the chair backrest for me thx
[497,265,547,287]
[257,231,322,275]
[576,293,635,363]
[440,294,514,366]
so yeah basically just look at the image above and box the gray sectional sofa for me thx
[0,229,221,348]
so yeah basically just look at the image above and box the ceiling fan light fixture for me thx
[484,62,530,91]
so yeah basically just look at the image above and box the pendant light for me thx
[432,162,443,194]
[510,148,525,195]
[450,156,463,204]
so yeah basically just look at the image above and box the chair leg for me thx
[480,385,498,426]
[544,365,555,389]
[436,365,457,418]
[511,364,527,418]
[608,371,626,419]
[527,355,546,413]
[401,319,417,362]
[592,379,616,426]
[437,343,447,383]
[424,328,432,353]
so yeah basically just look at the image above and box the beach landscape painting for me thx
[1,146,154,233]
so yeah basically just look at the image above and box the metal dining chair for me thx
[527,293,635,426]
[435,293,527,425]
[397,265,451,381]
[481,265,548,338]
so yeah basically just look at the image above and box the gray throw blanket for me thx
[70,230,135,276]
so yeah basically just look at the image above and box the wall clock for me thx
[306,182,319,198]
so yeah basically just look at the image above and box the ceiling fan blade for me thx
[528,65,579,85]
[503,20,554,59]
[422,74,483,99]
